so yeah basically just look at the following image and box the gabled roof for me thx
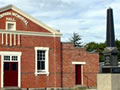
[0,5,61,37]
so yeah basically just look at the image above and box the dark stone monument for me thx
[102,8,120,73]
[97,8,120,90]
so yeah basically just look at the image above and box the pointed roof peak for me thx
[0,4,18,13]
[0,4,14,9]
[6,4,14,7]
[0,5,61,36]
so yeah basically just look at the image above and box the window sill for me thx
[35,72,49,76]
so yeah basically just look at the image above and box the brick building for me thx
[0,5,99,88]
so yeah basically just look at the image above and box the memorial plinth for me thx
[97,74,120,90]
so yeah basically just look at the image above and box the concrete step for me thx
[86,89,97,90]
[86,87,97,90]
[0,88,97,90]
[74,85,87,88]
[0,88,48,90]
[0,87,27,90]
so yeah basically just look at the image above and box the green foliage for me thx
[69,32,82,47]
[84,42,106,62]
[115,39,120,61]
[85,39,120,62]
[85,42,99,52]
[97,43,106,62]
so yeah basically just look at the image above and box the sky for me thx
[0,0,120,45]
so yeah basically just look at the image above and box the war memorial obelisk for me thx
[102,7,119,73]
[97,8,120,90]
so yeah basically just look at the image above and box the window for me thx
[4,56,10,61]
[8,23,14,30]
[12,56,18,61]
[35,47,49,75]
[12,63,17,71]
[4,55,18,61]
[6,22,16,31]
[4,63,9,71]
[37,50,45,71]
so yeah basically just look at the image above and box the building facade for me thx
[0,5,99,88]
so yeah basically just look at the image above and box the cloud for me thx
[0,0,120,44]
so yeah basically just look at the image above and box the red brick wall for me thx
[0,36,62,88]
[0,8,99,88]
[0,9,62,88]
[61,43,99,87]
[0,36,99,88]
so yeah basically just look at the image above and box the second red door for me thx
[76,65,82,85]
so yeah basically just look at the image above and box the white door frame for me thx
[72,61,86,85]
[0,51,22,88]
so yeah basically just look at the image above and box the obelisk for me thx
[106,8,115,47]
[102,7,118,73]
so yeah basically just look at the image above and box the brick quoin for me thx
[0,5,99,88]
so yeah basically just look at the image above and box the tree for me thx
[84,40,120,62]
[69,32,82,47]
[97,43,106,62]
[84,42,106,62]
[115,39,120,61]
[85,42,98,52]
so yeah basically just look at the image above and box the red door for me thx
[4,62,18,87]
[76,65,82,85]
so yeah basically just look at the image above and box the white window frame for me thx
[35,47,49,76]
[6,21,16,31]
[4,55,18,62]
[0,51,22,88]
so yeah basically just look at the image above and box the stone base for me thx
[102,66,120,73]
[97,74,120,90]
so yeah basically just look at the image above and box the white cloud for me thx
[0,0,120,44]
